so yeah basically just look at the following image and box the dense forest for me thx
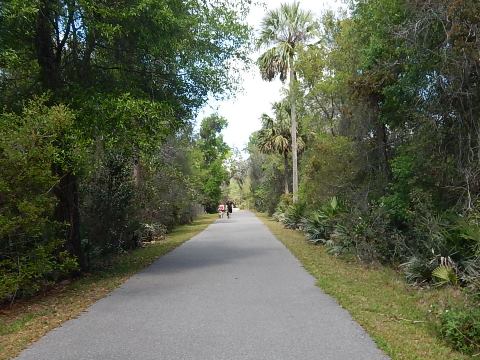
[239,0,480,355]
[0,0,249,302]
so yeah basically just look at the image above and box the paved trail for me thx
[18,211,388,360]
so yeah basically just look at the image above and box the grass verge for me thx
[257,213,469,360]
[0,214,216,360]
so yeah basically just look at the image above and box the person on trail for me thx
[218,203,225,218]
[227,201,233,218]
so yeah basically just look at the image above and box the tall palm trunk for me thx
[289,54,298,203]
[284,152,289,194]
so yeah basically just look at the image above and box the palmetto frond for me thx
[258,2,316,47]
[281,2,317,45]
[257,107,304,156]
[273,133,290,153]
[260,113,275,128]
[258,46,289,82]
[257,2,317,82]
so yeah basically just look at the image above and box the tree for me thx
[246,133,285,214]
[257,102,304,195]
[257,2,317,203]
[0,0,251,299]
[197,114,230,212]
[0,99,79,301]
[0,0,251,270]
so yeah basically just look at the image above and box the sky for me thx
[196,0,345,153]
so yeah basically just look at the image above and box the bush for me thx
[303,197,342,244]
[401,254,465,287]
[81,150,137,258]
[0,243,78,301]
[440,307,480,355]
[453,208,480,259]
[134,223,167,244]
[300,135,360,209]
[330,204,408,263]
[276,202,306,230]
[459,257,480,296]
[0,99,79,302]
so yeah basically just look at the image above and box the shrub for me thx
[134,223,167,244]
[280,202,306,229]
[0,243,78,301]
[330,204,408,263]
[81,150,137,257]
[303,197,342,244]
[400,256,437,284]
[300,135,360,209]
[440,307,480,355]
[0,99,79,302]
[459,257,480,296]
[272,194,293,221]
[453,208,480,259]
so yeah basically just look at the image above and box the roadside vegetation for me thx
[259,214,469,360]
[0,1,248,304]
[236,0,480,356]
[0,214,216,360]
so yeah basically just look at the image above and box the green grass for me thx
[0,214,216,360]
[257,213,469,360]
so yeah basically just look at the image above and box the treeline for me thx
[0,0,248,302]
[245,0,480,354]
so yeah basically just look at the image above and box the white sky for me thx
[196,0,345,152]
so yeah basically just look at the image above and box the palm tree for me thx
[257,102,304,195]
[257,2,316,203]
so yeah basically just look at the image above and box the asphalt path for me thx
[17,211,388,360]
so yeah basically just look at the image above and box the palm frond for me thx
[257,46,289,82]
[256,1,318,81]
[432,264,458,286]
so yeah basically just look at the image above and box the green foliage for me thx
[274,201,306,230]
[460,257,480,297]
[198,115,230,164]
[303,197,342,244]
[400,256,437,285]
[300,135,359,207]
[333,205,408,263]
[0,99,79,301]
[196,114,230,213]
[256,2,317,82]
[247,133,285,214]
[433,264,458,287]
[134,223,167,244]
[440,307,480,355]
[80,150,137,258]
[0,0,251,301]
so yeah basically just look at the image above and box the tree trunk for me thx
[370,94,390,180]
[36,1,85,269]
[54,172,85,269]
[289,54,299,203]
[376,120,390,179]
[35,0,60,90]
[133,157,141,187]
[284,152,289,194]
